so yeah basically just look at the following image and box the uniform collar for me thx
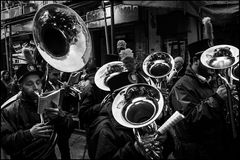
[185,66,210,84]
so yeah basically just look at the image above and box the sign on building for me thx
[86,4,138,28]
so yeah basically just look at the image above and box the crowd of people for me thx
[1,38,239,160]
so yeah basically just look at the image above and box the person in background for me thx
[44,65,76,160]
[1,64,74,160]
[166,56,185,90]
[169,39,234,160]
[0,70,9,106]
[0,70,16,105]
[45,66,61,92]
[117,40,127,55]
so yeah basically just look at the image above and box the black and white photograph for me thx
[1,1,239,160]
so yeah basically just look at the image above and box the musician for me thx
[85,69,175,160]
[45,65,61,91]
[44,66,76,160]
[78,60,109,130]
[1,64,74,159]
[169,39,232,160]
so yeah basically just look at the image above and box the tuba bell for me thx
[230,63,239,82]
[143,51,174,79]
[94,61,128,91]
[33,3,92,72]
[112,83,184,160]
[200,45,239,70]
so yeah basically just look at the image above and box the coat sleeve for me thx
[94,128,146,160]
[169,84,225,124]
[1,111,33,154]
[78,90,102,129]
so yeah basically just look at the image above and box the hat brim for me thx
[18,71,44,82]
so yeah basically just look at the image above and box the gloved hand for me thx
[216,85,227,100]
[216,84,236,100]
[133,125,167,159]
[30,123,53,138]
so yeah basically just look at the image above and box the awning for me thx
[123,1,239,25]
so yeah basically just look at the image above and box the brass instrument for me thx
[142,51,175,94]
[94,61,128,91]
[201,45,239,139]
[229,63,239,82]
[143,51,174,79]
[19,3,93,159]
[112,84,184,159]
[136,52,177,159]
[33,3,92,73]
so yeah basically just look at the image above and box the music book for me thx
[37,89,62,114]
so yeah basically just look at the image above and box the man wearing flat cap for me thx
[168,39,231,160]
[1,64,74,159]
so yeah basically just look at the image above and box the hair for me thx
[122,56,135,72]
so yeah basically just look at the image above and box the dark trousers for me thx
[57,134,71,160]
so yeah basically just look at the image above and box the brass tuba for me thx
[17,3,92,159]
[142,51,174,79]
[230,63,239,82]
[142,51,174,92]
[201,44,239,139]
[112,83,184,159]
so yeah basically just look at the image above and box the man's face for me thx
[175,61,183,71]
[198,61,215,78]
[21,74,42,100]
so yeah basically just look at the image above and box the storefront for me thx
[86,3,142,66]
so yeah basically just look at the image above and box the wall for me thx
[187,16,199,44]
[148,9,161,53]
[134,22,148,66]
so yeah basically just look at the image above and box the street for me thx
[55,130,89,159]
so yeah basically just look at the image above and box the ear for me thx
[18,83,22,91]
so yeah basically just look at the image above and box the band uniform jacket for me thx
[1,92,74,159]
[86,89,175,160]
[169,66,229,160]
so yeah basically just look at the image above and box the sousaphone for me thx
[201,45,239,139]
[33,3,92,72]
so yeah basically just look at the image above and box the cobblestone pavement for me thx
[55,130,90,159]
